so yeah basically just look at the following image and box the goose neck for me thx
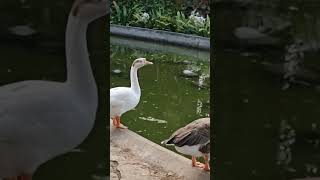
[65,15,97,102]
[130,66,140,95]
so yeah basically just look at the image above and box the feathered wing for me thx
[0,81,71,145]
[110,87,129,107]
[110,87,136,116]
[163,118,210,147]
[110,88,124,109]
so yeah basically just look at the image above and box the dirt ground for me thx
[110,142,184,180]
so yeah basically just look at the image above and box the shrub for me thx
[110,1,144,26]
[111,0,210,37]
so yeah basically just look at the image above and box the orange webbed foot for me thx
[112,118,117,126]
[116,123,128,129]
[203,154,210,171]
[115,116,128,129]
[203,163,210,171]
[192,156,204,168]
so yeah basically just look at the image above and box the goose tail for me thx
[161,138,175,146]
[161,140,167,145]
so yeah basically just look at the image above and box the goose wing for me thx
[164,118,210,147]
[110,87,131,109]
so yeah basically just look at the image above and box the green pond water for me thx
[214,49,320,180]
[0,45,107,180]
[110,44,210,153]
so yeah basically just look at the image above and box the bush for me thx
[110,1,144,26]
[110,0,210,37]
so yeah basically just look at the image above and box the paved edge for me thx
[110,124,210,180]
[110,36,210,61]
[110,24,210,51]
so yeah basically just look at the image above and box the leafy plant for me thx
[111,1,143,26]
[110,1,210,37]
[149,8,174,31]
[130,12,151,28]
[175,11,210,37]
[175,11,190,32]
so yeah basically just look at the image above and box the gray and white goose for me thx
[162,118,210,171]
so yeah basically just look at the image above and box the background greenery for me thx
[110,0,210,37]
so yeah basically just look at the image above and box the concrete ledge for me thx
[110,24,210,51]
[111,36,210,61]
[110,123,210,180]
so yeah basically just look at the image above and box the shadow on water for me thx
[110,43,210,156]
[214,1,320,179]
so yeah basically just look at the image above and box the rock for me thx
[183,60,191,64]
[288,6,299,11]
[112,69,121,74]
[234,27,280,46]
[182,70,198,77]
[234,27,268,40]
[8,25,37,36]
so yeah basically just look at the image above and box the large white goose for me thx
[110,58,153,129]
[162,118,210,171]
[0,0,106,179]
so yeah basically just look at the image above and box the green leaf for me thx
[123,6,127,21]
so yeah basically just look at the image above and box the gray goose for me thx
[162,118,210,171]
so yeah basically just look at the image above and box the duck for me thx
[162,118,210,171]
[0,0,107,179]
[110,58,153,129]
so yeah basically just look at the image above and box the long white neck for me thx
[65,14,97,101]
[130,66,141,95]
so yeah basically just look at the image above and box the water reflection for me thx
[277,120,296,170]
[215,47,320,179]
[215,1,320,51]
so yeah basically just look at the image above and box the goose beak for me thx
[145,60,153,65]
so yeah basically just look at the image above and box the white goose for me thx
[0,0,106,179]
[110,58,153,129]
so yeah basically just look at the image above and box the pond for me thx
[213,0,320,179]
[0,44,107,180]
[110,38,210,154]
[214,48,320,180]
